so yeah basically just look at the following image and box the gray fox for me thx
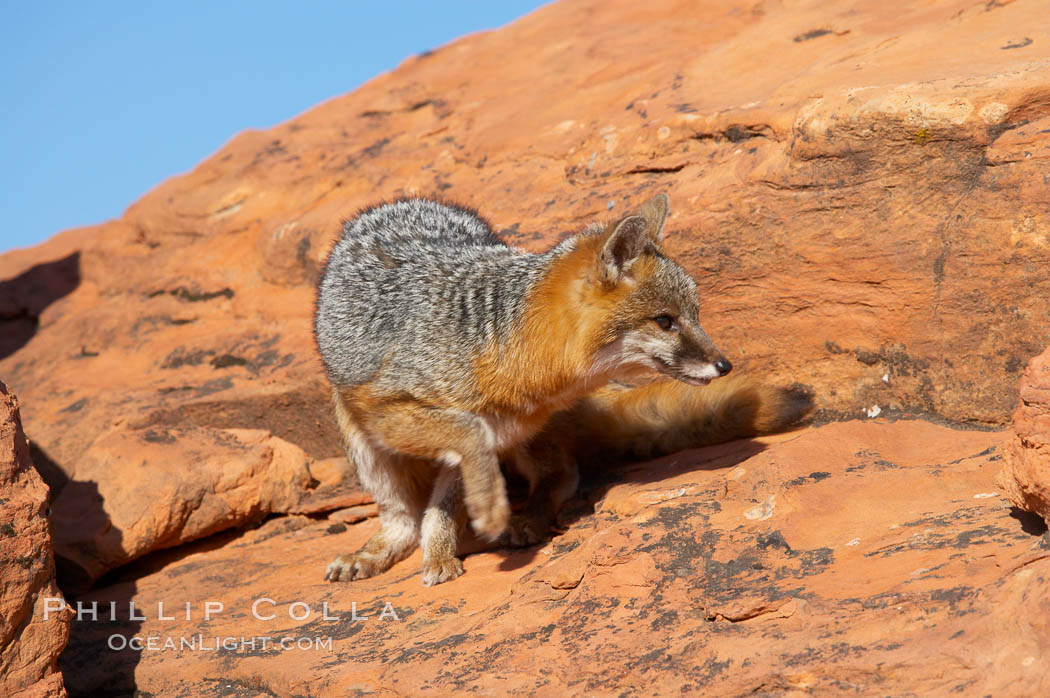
[314,194,810,585]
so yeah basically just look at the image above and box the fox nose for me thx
[714,358,732,376]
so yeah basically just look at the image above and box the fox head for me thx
[590,194,732,386]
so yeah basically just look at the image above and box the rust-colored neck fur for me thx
[471,235,653,416]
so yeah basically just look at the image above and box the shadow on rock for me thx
[494,437,768,572]
[29,442,144,697]
[0,252,81,359]
[1008,506,1049,537]
[59,571,143,698]
[28,441,70,501]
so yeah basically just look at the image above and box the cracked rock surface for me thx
[0,382,69,697]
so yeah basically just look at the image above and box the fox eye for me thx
[654,315,677,331]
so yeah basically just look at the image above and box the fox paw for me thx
[324,553,387,582]
[469,495,510,542]
[499,514,549,548]
[421,556,464,586]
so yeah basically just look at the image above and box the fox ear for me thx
[599,215,649,286]
[637,193,670,243]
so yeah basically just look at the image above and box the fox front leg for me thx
[420,468,467,585]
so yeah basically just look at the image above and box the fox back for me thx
[315,199,569,404]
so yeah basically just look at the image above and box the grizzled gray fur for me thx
[315,198,574,399]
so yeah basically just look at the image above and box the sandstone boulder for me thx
[999,346,1050,525]
[50,424,369,590]
[0,383,69,697]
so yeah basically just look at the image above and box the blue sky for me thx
[0,1,548,254]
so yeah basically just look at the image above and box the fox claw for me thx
[499,514,549,548]
[421,556,464,586]
[325,553,385,582]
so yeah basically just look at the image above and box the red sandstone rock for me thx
[49,424,368,589]
[999,346,1050,524]
[1,0,1049,693]
[59,421,1049,696]
[0,383,69,697]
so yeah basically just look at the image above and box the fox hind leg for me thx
[325,395,427,582]
[364,403,510,541]
[325,450,427,581]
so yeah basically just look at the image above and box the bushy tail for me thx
[548,375,813,465]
